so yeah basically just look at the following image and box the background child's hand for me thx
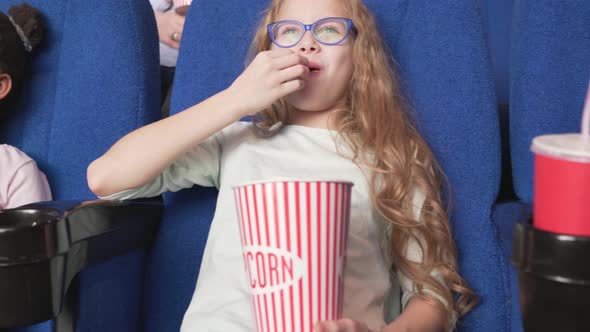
[314,319,374,332]
[228,49,310,117]
[154,10,186,49]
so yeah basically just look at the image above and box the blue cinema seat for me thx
[487,0,590,331]
[480,1,525,331]
[507,2,590,328]
[480,0,515,207]
[0,0,161,331]
[510,0,590,204]
[146,1,510,331]
[480,0,514,110]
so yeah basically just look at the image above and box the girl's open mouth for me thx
[307,61,323,76]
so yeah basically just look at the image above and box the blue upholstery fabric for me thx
[492,2,590,331]
[0,1,160,331]
[480,2,523,330]
[152,1,510,331]
[498,3,590,329]
[480,0,515,108]
[510,0,590,203]
[480,0,516,205]
[492,201,529,332]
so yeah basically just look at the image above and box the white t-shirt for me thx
[104,122,438,331]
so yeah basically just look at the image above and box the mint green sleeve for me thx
[100,133,222,201]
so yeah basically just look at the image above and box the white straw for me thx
[581,80,590,138]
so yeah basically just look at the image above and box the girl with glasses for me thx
[88,0,478,331]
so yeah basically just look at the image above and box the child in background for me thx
[88,0,478,330]
[150,0,187,117]
[0,3,51,210]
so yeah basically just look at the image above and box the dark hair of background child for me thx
[0,3,45,113]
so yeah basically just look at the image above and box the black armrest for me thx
[0,199,163,328]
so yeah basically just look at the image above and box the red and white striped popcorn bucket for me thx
[173,0,192,15]
[233,179,353,332]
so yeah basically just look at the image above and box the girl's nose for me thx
[297,32,319,53]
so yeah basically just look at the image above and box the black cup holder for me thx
[0,200,162,328]
[0,207,67,264]
[512,221,590,332]
[0,207,60,227]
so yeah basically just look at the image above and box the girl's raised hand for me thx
[227,49,310,117]
[314,319,376,332]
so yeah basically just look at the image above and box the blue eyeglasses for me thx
[267,17,356,48]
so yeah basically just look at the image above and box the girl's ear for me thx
[0,73,13,100]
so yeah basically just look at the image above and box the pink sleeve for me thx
[6,160,52,209]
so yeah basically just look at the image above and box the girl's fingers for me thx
[314,321,337,332]
[231,50,308,113]
[262,48,296,59]
[279,79,305,96]
[277,64,309,84]
[273,53,309,70]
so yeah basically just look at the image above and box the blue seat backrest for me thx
[0,0,160,200]
[0,1,161,332]
[510,0,590,203]
[155,1,507,331]
[479,0,515,108]
[375,2,507,331]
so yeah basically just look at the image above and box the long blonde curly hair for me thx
[247,0,479,328]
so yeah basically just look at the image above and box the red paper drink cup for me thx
[232,179,353,332]
[173,0,192,15]
[532,134,590,236]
